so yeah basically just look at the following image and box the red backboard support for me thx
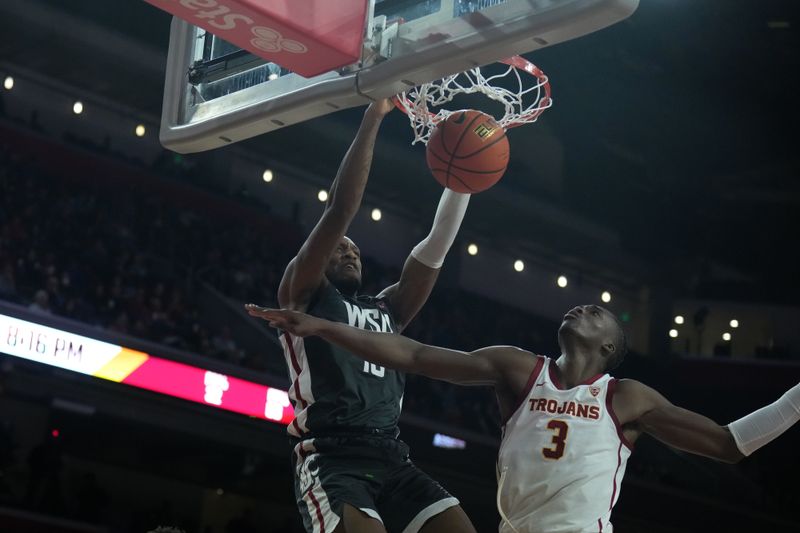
[144,0,368,77]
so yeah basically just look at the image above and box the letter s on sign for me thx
[180,0,217,9]
[208,12,254,30]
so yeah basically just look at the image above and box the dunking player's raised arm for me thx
[612,378,800,463]
[378,188,471,332]
[278,98,394,311]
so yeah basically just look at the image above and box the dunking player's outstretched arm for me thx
[277,98,394,311]
[378,188,471,332]
[612,379,800,464]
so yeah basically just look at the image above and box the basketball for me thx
[425,110,510,193]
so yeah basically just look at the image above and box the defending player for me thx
[247,303,800,533]
[273,98,476,533]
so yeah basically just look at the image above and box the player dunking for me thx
[247,303,800,533]
[263,98,476,533]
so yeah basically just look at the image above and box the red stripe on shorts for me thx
[307,488,326,533]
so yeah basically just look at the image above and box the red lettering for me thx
[547,400,558,413]
[557,401,566,414]
[528,398,536,410]
[566,402,577,416]
[577,404,589,418]
[537,399,547,411]
[589,405,600,420]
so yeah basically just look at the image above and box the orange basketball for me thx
[425,110,510,193]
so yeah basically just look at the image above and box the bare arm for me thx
[278,99,393,310]
[377,256,438,333]
[378,189,470,331]
[246,306,529,386]
[615,379,744,463]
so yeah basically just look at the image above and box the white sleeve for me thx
[410,189,470,269]
[727,382,800,456]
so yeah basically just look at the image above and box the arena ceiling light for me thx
[135,124,146,137]
[72,101,84,115]
[674,315,684,325]
[601,291,611,303]
[318,189,328,202]
[262,169,274,183]
[371,208,382,221]
[557,275,568,288]
[730,319,739,328]
[3,76,13,90]
[669,329,678,338]
[722,332,732,341]
[514,260,524,272]
[467,243,478,256]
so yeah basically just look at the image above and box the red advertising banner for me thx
[143,0,368,77]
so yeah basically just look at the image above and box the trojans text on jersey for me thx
[528,397,601,420]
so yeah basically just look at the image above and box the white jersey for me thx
[497,356,632,533]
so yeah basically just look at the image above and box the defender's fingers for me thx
[245,304,280,318]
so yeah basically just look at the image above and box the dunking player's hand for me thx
[367,97,395,118]
[246,304,323,337]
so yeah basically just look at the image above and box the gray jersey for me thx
[280,282,405,438]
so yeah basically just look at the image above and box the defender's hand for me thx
[245,305,323,337]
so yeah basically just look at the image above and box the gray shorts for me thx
[291,434,459,533]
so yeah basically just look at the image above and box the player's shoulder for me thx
[613,378,663,403]
[472,346,540,374]
[614,378,646,392]
[473,345,536,358]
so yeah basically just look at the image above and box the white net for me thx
[394,56,552,145]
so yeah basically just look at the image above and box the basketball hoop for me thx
[394,56,552,145]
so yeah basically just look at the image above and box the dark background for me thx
[1,1,799,532]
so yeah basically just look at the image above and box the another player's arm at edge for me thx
[614,378,800,465]
[277,98,394,311]
[612,380,745,463]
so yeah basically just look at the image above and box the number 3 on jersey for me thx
[542,420,569,459]
[363,361,385,377]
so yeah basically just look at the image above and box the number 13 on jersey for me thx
[542,420,569,459]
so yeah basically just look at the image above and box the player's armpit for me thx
[378,256,439,332]
[616,380,743,463]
